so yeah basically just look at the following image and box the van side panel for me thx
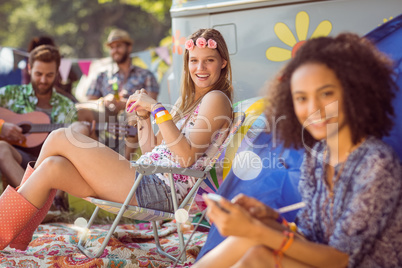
[169,0,401,103]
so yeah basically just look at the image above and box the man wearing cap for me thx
[86,29,159,159]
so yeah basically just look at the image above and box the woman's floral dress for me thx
[137,94,231,203]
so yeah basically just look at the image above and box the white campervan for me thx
[167,0,401,103]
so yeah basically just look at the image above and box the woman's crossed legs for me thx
[18,128,138,209]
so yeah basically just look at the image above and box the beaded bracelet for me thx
[0,119,5,135]
[288,222,298,232]
[155,113,173,125]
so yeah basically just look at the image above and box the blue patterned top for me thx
[296,137,402,268]
[86,65,159,98]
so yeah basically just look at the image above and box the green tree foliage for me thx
[0,0,172,58]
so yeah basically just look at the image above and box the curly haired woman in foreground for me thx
[195,33,401,267]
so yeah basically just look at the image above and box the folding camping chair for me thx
[77,112,245,263]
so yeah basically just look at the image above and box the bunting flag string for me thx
[0,45,172,83]
[9,48,29,57]
[1,46,171,66]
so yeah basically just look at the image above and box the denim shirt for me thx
[296,137,402,268]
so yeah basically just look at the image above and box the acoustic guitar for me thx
[0,107,137,149]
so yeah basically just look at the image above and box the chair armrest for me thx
[130,162,207,178]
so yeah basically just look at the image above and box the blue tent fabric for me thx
[215,130,304,221]
[197,116,304,260]
[0,47,22,87]
[365,13,402,161]
[0,69,22,87]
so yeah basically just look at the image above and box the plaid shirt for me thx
[0,84,77,123]
[86,65,159,98]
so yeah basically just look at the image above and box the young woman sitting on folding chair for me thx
[0,28,234,251]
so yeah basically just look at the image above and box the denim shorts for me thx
[135,173,174,213]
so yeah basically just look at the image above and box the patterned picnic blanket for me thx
[0,221,207,268]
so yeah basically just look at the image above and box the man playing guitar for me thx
[0,45,90,212]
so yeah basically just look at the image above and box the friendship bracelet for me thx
[154,110,170,119]
[273,231,294,268]
[152,109,170,124]
[151,102,162,112]
[152,107,166,118]
[155,113,173,125]
[274,232,290,254]
[0,119,5,135]
[276,215,289,228]
[281,231,294,253]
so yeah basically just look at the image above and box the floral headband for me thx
[185,37,217,51]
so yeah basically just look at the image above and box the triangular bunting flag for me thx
[0,47,14,73]
[59,58,72,82]
[155,46,171,65]
[78,60,92,76]
[12,49,26,70]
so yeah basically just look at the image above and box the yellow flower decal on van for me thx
[266,11,332,62]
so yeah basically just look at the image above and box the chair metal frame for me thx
[77,112,245,263]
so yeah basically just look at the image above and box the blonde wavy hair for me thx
[172,28,233,122]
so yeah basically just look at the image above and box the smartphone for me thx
[207,193,230,213]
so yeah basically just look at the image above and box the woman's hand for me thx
[232,194,279,225]
[204,194,257,237]
[126,88,157,117]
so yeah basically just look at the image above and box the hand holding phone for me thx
[206,193,230,213]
